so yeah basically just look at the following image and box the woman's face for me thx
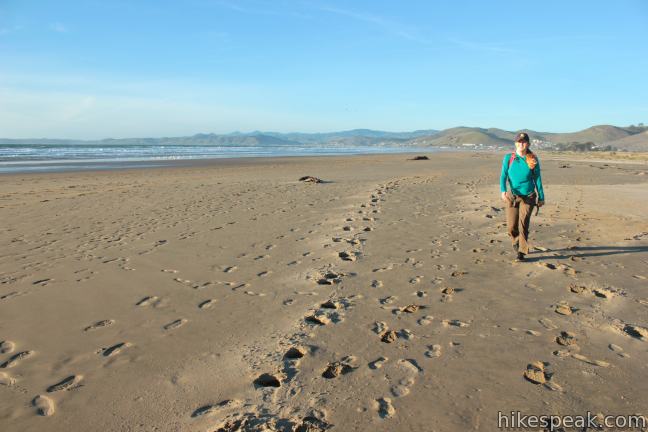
[515,140,529,152]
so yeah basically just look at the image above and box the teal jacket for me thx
[500,152,545,201]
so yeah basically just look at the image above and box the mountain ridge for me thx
[1,124,647,151]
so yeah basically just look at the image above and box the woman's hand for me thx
[537,200,545,208]
[501,192,509,202]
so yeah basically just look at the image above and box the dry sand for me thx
[1,152,647,431]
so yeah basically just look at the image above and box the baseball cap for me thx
[514,132,530,143]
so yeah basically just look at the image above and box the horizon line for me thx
[0,123,641,142]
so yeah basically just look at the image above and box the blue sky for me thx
[1,0,647,139]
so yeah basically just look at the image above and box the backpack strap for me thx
[507,151,516,169]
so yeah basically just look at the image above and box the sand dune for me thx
[1,153,647,431]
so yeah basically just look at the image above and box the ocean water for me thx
[0,143,434,173]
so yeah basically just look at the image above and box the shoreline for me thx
[0,149,441,176]
[2,149,647,177]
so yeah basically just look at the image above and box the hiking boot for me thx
[515,252,526,262]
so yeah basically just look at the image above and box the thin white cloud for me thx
[313,4,427,44]
[0,25,23,35]
[200,0,311,19]
[447,34,617,55]
[447,37,520,54]
[49,22,68,33]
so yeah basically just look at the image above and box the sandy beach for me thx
[1,152,647,431]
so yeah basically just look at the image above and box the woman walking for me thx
[500,132,545,262]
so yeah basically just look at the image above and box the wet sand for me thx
[1,152,647,431]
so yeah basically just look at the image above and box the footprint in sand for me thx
[373,322,388,334]
[164,319,187,331]
[555,303,576,316]
[338,251,358,262]
[0,371,16,386]
[223,266,237,273]
[440,287,457,302]
[539,318,558,330]
[623,324,648,341]
[442,319,470,328]
[305,313,331,326]
[571,353,609,367]
[381,330,397,343]
[198,299,217,309]
[371,280,383,288]
[230,282,250,291]
[417,315,434,326]
[253,373,282,388]
[284,346,306,360]
[593,288,615,299]
[0,340,16,354]
[1,350,34,368]
[608,344,629,358]
[375,397,395,419]
[380,296,397,305]
[369,357,388,369]
[316,271,342,285]
[84,320,115,332]
[425,344,442,358]
[0,291,25,301]
[136,296,161,307]
[320,299,340,309]
[523,361,554,385]
[373,265,394,273]
[191,399,243,418]
[569,284,589,294]
[390,376,416,398]
[556,331,577,346]
[47,375,83,392]
[33,395,55,416]
[398,329,415,340]
[101,342,130,357]
[322,359,356,379]
[398,304,423,314]
[245,290,266,296]
[398,358,423,374]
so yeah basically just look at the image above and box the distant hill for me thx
[1,125,647,151]
[407,127,512,147]
[541,125,633,145]
[171,133,301,146]
[261,129,438,145]
[604,130,648,151]
[402,124,648,151]
[0,129,436,147]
